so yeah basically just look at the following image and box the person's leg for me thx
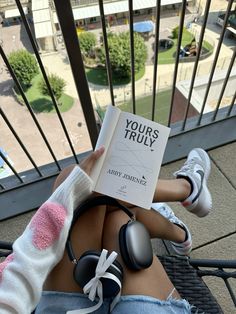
[153,179,191,202]
[110,148,212,256]
[154,148,212,217]
[117,148,211,214]
[43,164,189,292]
[102,210,181,300]
[43,165,107,293]
[131,206,186,242]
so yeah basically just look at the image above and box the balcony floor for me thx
[153,141,236,313]
[0,142,235,312]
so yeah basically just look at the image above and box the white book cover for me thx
[90,105,170,209]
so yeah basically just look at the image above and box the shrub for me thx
[78,32,97,56]
[172,26,179,39]
[38,74,66,103]
[98,31,147,78]
[8,49,39,87]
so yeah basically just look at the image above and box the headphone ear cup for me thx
[73,250,123,298]
[119,221,153,270]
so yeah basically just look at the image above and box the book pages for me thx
[90,105,121,186]
[94,108,170,209]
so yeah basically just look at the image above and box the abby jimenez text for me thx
[107,170,147,186]
[124,119,159,148]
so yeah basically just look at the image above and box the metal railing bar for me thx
[197,0,234,125]
[181,0,211,131]
[212,47,236,121]
[0,170,59,195]
[128,0,136,114]
[0,151,24,183]
[98,0,115,107]
[227,90,236,117]
[0,241,12,251]
[53,0,98,149]
[0,108,43,177]
[189,258,236,269]
[0,45,61,171]
[224,278,236,306]
[167,0,187,126]
[151,0,161,121]
[0,150,92,195]
[15,0,79,163]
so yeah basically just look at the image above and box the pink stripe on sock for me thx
[29,202,67,250]
[0,254,14,283]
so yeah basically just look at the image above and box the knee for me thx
[103,210,131,253]
[104,210,130,239]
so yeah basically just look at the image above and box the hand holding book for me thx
[90,105,170,209]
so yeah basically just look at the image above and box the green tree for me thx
[78,32,97,56]
[98,31,147,78]
[38,74,66,104]
[172,26,179,39]
[8,49,39,87]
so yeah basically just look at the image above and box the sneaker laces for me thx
[159,205,176,223]
[174,158,204,176]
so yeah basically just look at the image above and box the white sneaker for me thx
[174,148,212,217]
[151,203,192,256]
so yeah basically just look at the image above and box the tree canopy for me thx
[78,32,97,56]
[8,49,39,87]
[38,74,66,103]
[98,31,147,78]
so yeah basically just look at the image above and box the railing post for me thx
[53,0,99,148]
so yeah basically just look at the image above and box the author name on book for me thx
[107,169,147,186]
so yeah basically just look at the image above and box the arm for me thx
[0,148,104,314]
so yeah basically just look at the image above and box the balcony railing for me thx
[0,0,235,220]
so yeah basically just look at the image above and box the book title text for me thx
[124,119,159,148]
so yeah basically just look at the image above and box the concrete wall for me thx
[37,36,55,52]
[195,75,236,101]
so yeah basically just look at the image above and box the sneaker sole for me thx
[171,239,192,255]
[187,148,212,217]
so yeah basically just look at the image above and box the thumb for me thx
[89,146,105,162]
[80,146,105,176]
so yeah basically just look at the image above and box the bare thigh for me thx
[44,165,107,292]
[102,210,181,300]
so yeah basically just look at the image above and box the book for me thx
[90,105,170,209]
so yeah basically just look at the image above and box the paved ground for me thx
[0,2,235,173]
[0,25,92,172]
[41,12,235,108]
[0,142,235,312]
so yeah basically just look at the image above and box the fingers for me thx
[80,146,105,176]
[86,146,105,166]
[90,146,105,161]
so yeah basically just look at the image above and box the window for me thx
[90,17,96,23]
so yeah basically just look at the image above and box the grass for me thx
[158,28,213,64]
[202,40,214,53]
[119,89,172,125]
[97,89,172,126]
[17,74,74,113]
[86,67,145,86]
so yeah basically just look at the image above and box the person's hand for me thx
[80,146,105,176]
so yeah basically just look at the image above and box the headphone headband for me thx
[67,196,135,262]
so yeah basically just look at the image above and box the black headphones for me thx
[66,196,153,298]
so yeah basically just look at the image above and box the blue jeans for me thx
[35,291,193,313]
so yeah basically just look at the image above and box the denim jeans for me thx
[35,291,193,314]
